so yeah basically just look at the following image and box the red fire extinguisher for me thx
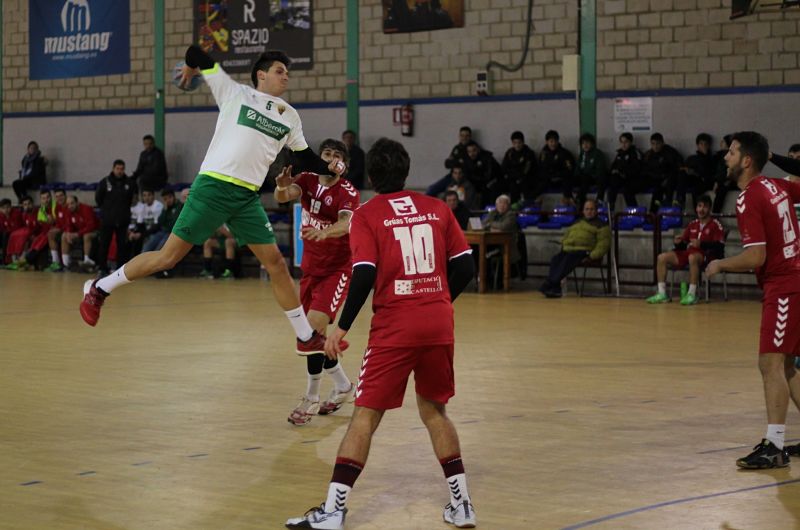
[392,103,414,137]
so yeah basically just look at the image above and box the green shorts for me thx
[172,174,276,246]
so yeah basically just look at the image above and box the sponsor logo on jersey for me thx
[324,195,333,206]
[388,196,417,216]
[237,105,290,141]
[277,104,286,115]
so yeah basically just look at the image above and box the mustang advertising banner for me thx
[194,0,313,72]
[29,0,130,80]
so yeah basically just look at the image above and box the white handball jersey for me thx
[198,64,309,189]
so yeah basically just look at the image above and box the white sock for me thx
[96,264,132,294]
[284,307,314,341]
[51,250,59,262]
[84,256,95,265]
[325,363,352,392]
[688,284,697,296]
[766,424,785,449]
[324,482,351,513]
[657,282,666,295]
[306,373,322,401]
[447,473,471,506]
[62,254,70,267]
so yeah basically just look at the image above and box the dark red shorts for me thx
[674,249,704,269]
[299,270,350,323]
[760,293,800,355]
[354,344,455,410]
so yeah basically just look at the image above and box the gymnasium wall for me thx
[2,0,799,187]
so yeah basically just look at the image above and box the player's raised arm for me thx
[273,166,302,204]
[184,44,238,105]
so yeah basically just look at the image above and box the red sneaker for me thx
[80,279,108,327]
[295,331,349,356]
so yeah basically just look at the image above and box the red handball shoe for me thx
[296,331,349,356]
[80,279,108,327]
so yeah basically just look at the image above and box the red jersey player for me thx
[646,194,725,305]
[707,132,800,469]
[274,139,359,426]
[286,138,477,530]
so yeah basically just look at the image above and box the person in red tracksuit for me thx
[0,198,22,264]
[45,189,70,271]
[5,196,39,268]
[58,196,100,272]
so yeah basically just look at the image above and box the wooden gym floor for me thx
[1,272,799,530]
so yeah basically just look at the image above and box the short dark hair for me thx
[466,140,480,149]
[696,133,712,145]
[545,130,559,141]
[722,134,733,147]
[342,129,356,137]
[0,198,12,207]
[650,133,664,143]
[697,194,712,207]
[161,188,175,197]
[459,126,472,134]
[579,133,596,145]
[366,138,410,194]
[789,143,800,154]
[731,131,769,172]
[113,159,125,167]
[27,141,38,149]
[450,162,463,171]
[142,188,155,195]
[444,190,459,200]
[54,188,66,195]
[319,138,350,164]
[511,131,524,142]
[619,132,633,142]
[143,134,154,142]
[20,195,33,204]
[251,50,291,87]
[69,195,80,203]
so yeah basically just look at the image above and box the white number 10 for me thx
[393,223,435,275]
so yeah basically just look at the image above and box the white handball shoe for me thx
[287,396,320,426]
[285,504,346,529]
[318,383,356,415]
[443,500,477,528]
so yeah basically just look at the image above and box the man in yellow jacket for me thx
[539,199,611,298]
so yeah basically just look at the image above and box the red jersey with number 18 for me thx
[348,191,471,347]
[736,176,800,296]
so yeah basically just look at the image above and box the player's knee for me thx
[158,248,183,269]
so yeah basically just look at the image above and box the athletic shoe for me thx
[443,500,477,528]
[6,259,26,271]
[198,269,213,279]
[296,331,349,356]
[46,262,63,272]
[287,396,320,426]
[318,383,356,415]
[79,279,108,327]
[680,281,688,299]
[646,293,670,304]
[680,293,698,305]
[220,268,233,279]
[736,439,790,469]
[285,503,346,529]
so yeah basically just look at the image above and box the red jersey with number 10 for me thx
[295,172,360,275]
[736,176,800,296]
[348,191,471,347]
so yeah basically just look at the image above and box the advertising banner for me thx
[382,0,464,33]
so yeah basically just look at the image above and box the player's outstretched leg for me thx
[79,234,193,326]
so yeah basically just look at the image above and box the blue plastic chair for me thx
[617,206,647,231]
[537,205,576,229]
[516,206,541,229]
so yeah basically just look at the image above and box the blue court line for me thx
[560,477,800,530]
[19,481,42,486]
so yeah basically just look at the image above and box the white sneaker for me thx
[443,500,477,528]
[318,383,356,415]
[285,503,346,529]
[287,396,320,426]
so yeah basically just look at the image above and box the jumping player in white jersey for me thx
[79,44,344,355]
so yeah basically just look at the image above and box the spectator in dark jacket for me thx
[712,134,734,213]
[501,131,538,205]
[13,141,47,201]
[142,188,183,252]
[608,133,644,210]
[575,133,608,208]
[643,133,683,212]
[341,130,366,189]
[95,159,138,275]
[444,164,479,210]
[538,130,576,203]
[445,126,475,169]
[444,190,470,230]
[678,133,715,210]
[132,135,169,192]
[463,141,503,205]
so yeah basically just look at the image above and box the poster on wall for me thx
[382,0,464,33]
[29,0,130,80]
[194,0,313,73]
[614,97,653,132]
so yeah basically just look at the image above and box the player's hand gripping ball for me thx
[173,61,204,92]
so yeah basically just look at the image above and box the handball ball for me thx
[173,61,204,92]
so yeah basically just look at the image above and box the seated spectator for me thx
[200,225,236,279]
[142,188,183,253]
[646,195,724,306]
[538,199,610,298]
[12,141,47,201]
[129,189,164,256]
[678,133,715,211]
[483,194,520,263]
[537,130,576,204]
[643,133,683,212]
[575,133,608,208]
[501,131,538,205]
[463,141,503,203]
[0,198,21,263]
[427,126,478,198]
[45,189,70,271]
[712,134,735,213]
[5,196,40,269]
[341,129,366,189]
[132,134,169,191]
[19,189,61,269]
[608,132,644,211]
[59,195,99,272]
[443,163,478,209]
[769,144,800,181]
[96,159,138,276]
[444,190,470,230]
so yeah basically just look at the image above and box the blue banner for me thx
[29,0,130,80]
